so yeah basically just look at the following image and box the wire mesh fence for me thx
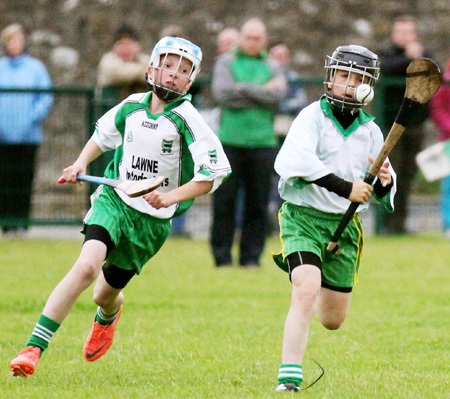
[32,89,92,224]
[0,78,443,238]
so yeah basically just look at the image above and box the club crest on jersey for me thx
[208,149,218,164]
[126,131,133,142]
[161,139,173,154]
[141,121,158,130]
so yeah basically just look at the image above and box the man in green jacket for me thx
[210,18,287,267]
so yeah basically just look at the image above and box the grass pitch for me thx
[1,233,450,398]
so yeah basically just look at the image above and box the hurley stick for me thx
[58,174,165,198]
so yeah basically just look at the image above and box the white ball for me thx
[355,84,374,103]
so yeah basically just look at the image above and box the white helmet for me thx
[324,44,380,114]
[147,36,202,102]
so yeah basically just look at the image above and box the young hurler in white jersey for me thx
[11,36,231,378]
[273,45,397,392]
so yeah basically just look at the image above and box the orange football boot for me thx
[83,306,122,361]
[11,346,42,377]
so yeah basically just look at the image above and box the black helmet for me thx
[324,45,380,114]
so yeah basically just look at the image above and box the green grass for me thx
[1,234,450,398]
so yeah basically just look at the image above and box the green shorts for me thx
[273,202,364,289]
[83,185,171,274]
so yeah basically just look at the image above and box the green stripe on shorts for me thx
[84,185,171,274]
[275,202,363,289]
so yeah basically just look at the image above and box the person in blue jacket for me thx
[0,24,53,236]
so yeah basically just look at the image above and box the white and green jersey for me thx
[275,97,397,214]
[92,92,231,219]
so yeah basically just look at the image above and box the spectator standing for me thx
[97,24,149,103]
[216,27,240,55]
[200,27,241,131]
[94,24,149,180]
[377,15,432,234]
[269,43,307,138]
[0,24,53,236]
[268,43,308,231]
[429,55,450,237]
[210,18,287,267]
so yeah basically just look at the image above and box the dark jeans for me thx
[0,144,38,232]
[210,145,276,266]
[377,123,424,234]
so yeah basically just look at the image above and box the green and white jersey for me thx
[92,92,231,219]
[275,97,397,214]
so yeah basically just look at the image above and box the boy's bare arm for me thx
[61,139,103,184]
[142,180,214,209]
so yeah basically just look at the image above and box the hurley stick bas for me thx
[327,58,441,254]
[58,174,165,198]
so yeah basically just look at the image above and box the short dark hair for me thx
[114,24,139,43]
[393,15,417,25]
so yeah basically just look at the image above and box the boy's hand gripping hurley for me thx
[58,174,165,198]
[327,58,441,254]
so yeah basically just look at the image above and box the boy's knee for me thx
[75,259,102,283]
[292,285,320,310]
[322,321,343,330]
[320,314,346,330]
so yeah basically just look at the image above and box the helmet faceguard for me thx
[147,36,202,102]
[324,45,380,114]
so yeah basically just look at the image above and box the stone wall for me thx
[1,0,450,86]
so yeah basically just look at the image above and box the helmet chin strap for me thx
[146,69,189,103]
[152,83,184,102]
[332,96,359,115]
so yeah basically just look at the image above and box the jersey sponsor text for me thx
[131,156,159,173]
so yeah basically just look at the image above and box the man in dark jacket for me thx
[377,15,432,234]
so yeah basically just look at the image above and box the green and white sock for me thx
[26,314,60,353]
[95,306,120,326]
[278,364,303,386]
